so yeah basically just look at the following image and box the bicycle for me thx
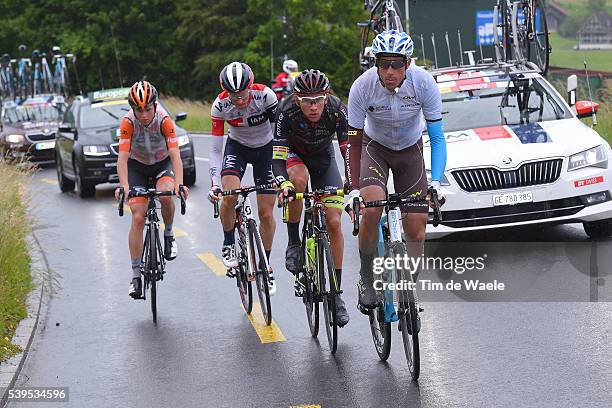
[212,183,275,326]
[118,185,186,324]
[31,51,54,96]
[0,54,15,101]
[358,0,404,70]
[351,189,443,380]
[494,0,550,74]
[16,56,32,100]
[283,188,345,354]
[51,49,75,97]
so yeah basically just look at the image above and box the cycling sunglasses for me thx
[229,90,250,102]
[377,59,406,70]
[296,95,326,106]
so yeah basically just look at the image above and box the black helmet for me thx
[293,69,330,95]
[219,62,253,93]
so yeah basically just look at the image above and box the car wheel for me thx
[583,219,612,239]
[75,162,96,198]
[56,155,75,193]
[184,169,196,187]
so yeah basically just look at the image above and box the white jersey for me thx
[348,63,442,151]
[210,83,278,148]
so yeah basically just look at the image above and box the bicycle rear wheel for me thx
[148,226,158,324]
[369,306,391,361]
[526,0,549,74]
[319,236,337,354]
[236,221,253,314]
[249,219,272,326]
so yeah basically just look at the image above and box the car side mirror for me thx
[575,100,600,118]
[175,112,187,122]
[567,74,578,107]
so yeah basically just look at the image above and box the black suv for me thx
[55,88,196,198]
[1,95,66,164]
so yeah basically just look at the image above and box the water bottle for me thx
[306,236,315,270]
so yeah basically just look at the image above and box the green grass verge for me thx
[549,32,612,72]
[0,163,32,362]
[162,96,212,132]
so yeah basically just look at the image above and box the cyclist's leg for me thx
[127,160,148,297]
[285,153,309,272]
[154,158,178,260]
[250,141,276,256]
[358,136,390,309]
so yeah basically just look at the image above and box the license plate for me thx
[104,162,117,168]
[493,191,533,206]
[35,141,55,150]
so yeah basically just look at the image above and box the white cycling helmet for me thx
[371,30,414,57]
[283,59,298,74]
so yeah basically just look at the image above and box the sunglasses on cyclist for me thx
[229,90,250,102]
[377,59,406,70]
[296,95,326,106]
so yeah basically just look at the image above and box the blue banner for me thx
[476,9,541,46]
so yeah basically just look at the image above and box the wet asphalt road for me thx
[8,135,612,408]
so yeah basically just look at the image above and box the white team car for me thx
[416,63,611,239]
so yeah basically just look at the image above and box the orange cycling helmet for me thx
[128,80,158,111]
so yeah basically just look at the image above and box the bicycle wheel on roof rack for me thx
[526,0,550,74]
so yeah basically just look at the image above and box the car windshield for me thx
[79,100,130,128]
[3,104,65,124]
[439,75,573,132]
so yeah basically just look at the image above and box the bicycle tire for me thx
[236,220,253,314]
[526,0,549,74]
[249,219,272,326]
[302,232,319,337]
[150,222,158,324]
[499,0,513,62]
[369,307,391,361]
[390,241,420,380]
[319,236,338,354]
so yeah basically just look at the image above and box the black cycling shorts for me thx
[128,157,175,194]
[221,138,275,194]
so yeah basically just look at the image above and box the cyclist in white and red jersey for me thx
[208,61,278,294]
[115,80,190,299]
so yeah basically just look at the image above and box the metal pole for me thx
[405,0,410,35]
[420,34,426,66]
[458,29,464,66]
[431,33,438,69]
[445,31,452,67]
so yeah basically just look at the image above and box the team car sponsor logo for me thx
[92,88,130,101]
[574,176,604,188]
[423,124,553,147]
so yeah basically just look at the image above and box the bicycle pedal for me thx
[226,269,236,278]
[294,289,304,298]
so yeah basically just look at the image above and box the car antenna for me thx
[431,33,438,69]
[584,60,597,127]
[444,31,452,66]
[457,29,464,66]
[420,34,427,67]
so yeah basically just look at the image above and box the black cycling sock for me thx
[223,229,235,246]
[287,222,300,245]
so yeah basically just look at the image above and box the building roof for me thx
[547,2,569,18]
[578,11,612,36]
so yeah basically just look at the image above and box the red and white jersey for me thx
[210,83,278,148]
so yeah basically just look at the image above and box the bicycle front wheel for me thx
[527,0,550,74]
[369,307,391,361]
[319,236,337,354]
[149,226,158,324]
[236,222,253,314]
[301,236,319,337]
[249,219,272,326]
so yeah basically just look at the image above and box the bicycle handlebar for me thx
[212,183,277,219]
[280,188,345,224]
[118,187,187,216]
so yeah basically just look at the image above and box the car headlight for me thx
[426,170,451,186]
[177,135,190,147]
[83,145,111,157]
[6,134,25,144]
[568,145,607,171]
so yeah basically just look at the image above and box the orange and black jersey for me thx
[118,106,178,165]
[272,95,348,179]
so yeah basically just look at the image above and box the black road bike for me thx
[119,186,186,324]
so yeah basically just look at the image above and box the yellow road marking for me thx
[161,224,187,237]
[41,178,57,185]
[290,405,321,408]
[112,202,132,214]
[196,252,227,276]
[244,302,286,344]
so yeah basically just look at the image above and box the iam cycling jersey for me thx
[119,105,178,165]
[272,94,348,183]
[209,83,278,186]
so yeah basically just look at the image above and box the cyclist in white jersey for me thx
[208,61,278,294]
[346,30,447,311]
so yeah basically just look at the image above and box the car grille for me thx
[26,132,55,142]
[452,159,563,192]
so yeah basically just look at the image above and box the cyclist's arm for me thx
[263,86,279,123]
[336,103,349,160]
[419,72,447,182]
[271,111,292,188]
[117,118,133,191]
[210,115,225,187]
[346,81,367,191]
[162,117,183,186]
